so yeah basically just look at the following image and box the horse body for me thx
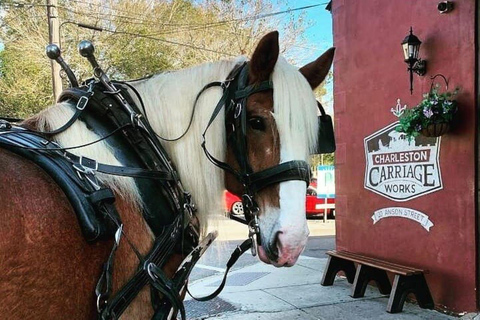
[0,149,133,318]
[0,31,334,318]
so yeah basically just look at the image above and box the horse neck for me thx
[130,59,242,232]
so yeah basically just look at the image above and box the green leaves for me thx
[0,0,311,118]
[396,86,458,140]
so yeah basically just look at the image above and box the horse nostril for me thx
[274,231,283,246]
[263,231,289,263]
[272,230,284,258]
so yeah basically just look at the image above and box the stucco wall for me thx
[332,0,477,312]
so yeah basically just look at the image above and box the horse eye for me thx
[248,117,266,131]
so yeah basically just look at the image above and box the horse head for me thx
[225,31,335,267]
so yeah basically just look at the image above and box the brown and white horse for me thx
[0,31,334,319]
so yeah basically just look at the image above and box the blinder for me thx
[315,101,336,154]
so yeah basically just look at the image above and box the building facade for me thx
[332,0,478,312]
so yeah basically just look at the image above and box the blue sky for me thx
[287,0,333,110]
[281,0,333,66]
[296,0,333,64]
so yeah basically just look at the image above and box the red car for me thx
[306,186,335,218]
[224,190,244,216]
[224,188,335,219]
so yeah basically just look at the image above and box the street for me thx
[188,219,336,282]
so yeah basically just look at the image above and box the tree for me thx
[0,0,322,118]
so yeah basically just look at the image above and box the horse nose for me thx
[269,231,291,266]
[274,230,307,267]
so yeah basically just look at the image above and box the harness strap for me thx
[23,84,95,136]
[234,80,273,99]
[148,263,186,320]
[148,231,217,320]
[187,238,252,302]
[201,85,240,178]
[96,226,123,313]
[0,129,177,182]
[66,153,177,181]
[99,216,184,319]
[246,160,311,193]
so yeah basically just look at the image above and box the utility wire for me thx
[2,2,329,32]
[0,5,34,28]
[55,2,328,30]
[64,20,235,56]
[1,1,329,56]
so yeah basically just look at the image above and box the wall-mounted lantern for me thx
[437,1,454,14]
[401,27,427,94]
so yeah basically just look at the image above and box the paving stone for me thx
[303,298,456,320]
[220,289,296,313]
[197,309,323,320]
[185,297,237,319]
[264,280,385,309]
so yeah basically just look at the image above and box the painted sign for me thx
[372,207,434,231]
[317,165,335,198]
[364,122,442,201]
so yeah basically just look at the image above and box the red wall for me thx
[332,0,477,312]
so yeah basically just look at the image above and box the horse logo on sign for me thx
[363,102,443,201]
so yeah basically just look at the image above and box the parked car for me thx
[224,191,244,216]
[306,186,335,219]
[224,187,335,219]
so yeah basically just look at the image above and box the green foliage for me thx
[310,153,334,173]
[0,30,53,117]
[396,85,459,140]
[0,0,321,118]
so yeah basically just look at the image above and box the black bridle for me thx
[200,62,311,254]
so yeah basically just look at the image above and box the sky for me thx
[287,0,333,111]
[291,0,333,65]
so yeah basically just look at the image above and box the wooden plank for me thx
[332,251,423,273]
[326,250,422,273]
[327,251,420,275]
[326,250,424,276]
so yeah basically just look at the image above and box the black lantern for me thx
[401,27,427,94]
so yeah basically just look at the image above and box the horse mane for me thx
[272,57,319,161]
[31,55,318,236]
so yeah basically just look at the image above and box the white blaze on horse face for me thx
[254,57,318,267]
[258,180,309,267]
[277,180,309,264]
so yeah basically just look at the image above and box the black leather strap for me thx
[65,153,176,181]
[246,160,311,193]
[187,238,252,302]
[25,85,95,136]
[234,80,273,99]
[99,216,183,319]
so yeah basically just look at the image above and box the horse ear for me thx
[299,47,335,89]
[249,31,280,84]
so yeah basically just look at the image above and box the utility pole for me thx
[46,0,62,101]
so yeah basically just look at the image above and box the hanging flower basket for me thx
[420,122,450,137]
[396,80,459,140]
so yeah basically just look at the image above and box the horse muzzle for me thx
[257,228,309,267]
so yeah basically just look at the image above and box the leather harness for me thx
[0,60,312,319]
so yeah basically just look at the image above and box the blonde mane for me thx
[34,55,318,235]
